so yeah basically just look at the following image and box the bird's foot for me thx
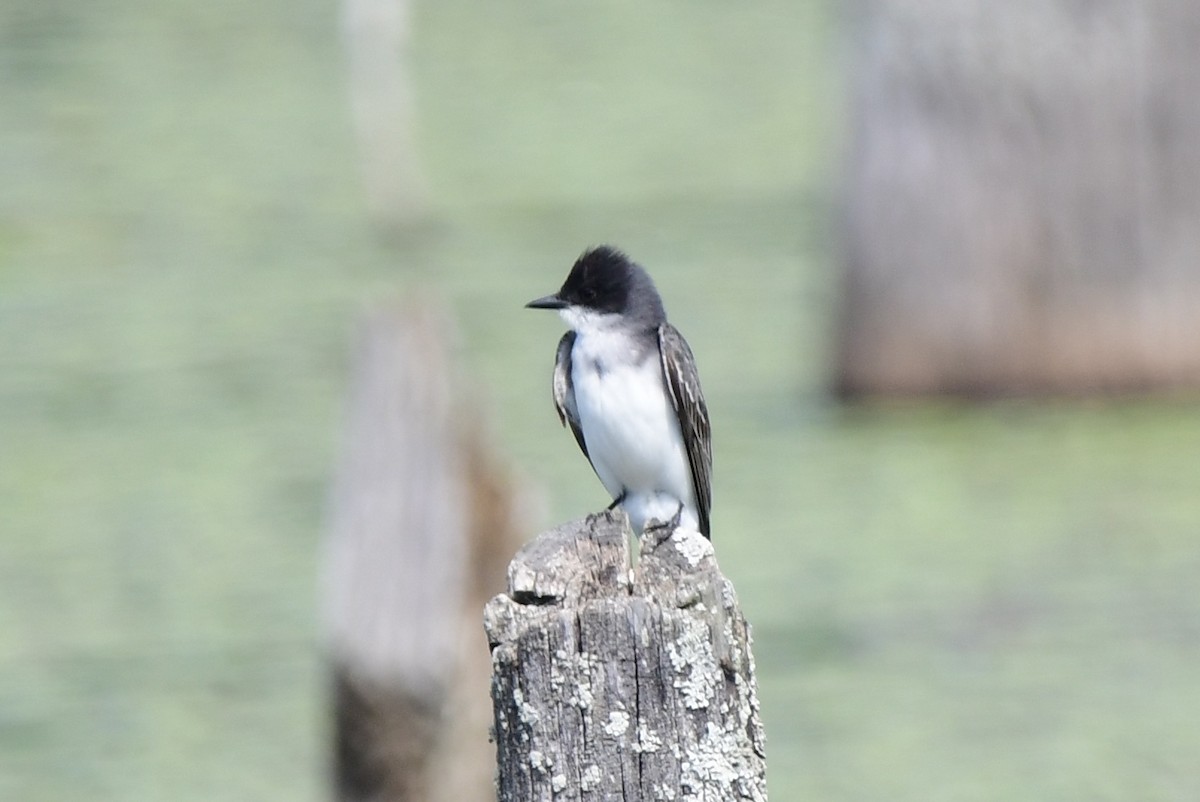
[606,491,627,512]
[644,516,671,533]
[668,501,684,531]
[643,501,685,537]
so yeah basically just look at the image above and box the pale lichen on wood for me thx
[484,510,767,801]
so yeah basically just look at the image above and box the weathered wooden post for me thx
[484,511,767,801]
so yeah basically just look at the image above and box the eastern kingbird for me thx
[526,246,712,539]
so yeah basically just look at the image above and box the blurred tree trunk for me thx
[835,0,1200,397]
[342,0,426,229]
[323,300,531,802]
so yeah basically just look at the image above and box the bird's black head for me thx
[558,246,638,314]
[526,246,666,326]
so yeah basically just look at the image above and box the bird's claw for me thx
[606,490,627,512]
[669,501,684,531]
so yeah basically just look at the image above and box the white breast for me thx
[570,328,697,533]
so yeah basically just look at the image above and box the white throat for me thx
[558,305,625,335]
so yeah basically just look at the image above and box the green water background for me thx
[3,0,1199,799]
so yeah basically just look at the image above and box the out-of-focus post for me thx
[342,0,426,228]
[836,0,1200,397]
[323,300,528,802]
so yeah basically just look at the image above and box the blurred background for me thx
[3,0,1200,799]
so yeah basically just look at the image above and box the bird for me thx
[525,245,712,538]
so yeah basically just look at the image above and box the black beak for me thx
[525,294,566,310]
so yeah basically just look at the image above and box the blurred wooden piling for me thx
[323,300,529,802]
[484,511,768,801]
[836,0,1200,397]
[341,0,425,228]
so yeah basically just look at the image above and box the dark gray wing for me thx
[658,323,712,538]
[552,331,588,459]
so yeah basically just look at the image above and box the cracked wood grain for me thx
[484,511,767,801]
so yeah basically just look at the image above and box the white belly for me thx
[572,341,697,533]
